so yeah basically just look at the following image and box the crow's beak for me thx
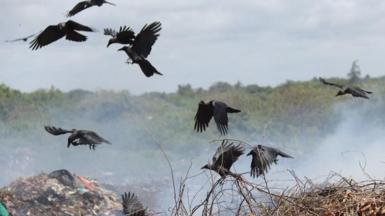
[117,47,124,51]
[104,1,116,6]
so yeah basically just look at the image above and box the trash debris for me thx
[0,169,122,216]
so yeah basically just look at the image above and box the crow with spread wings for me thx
[29,20,94,50]
[117,22,162,78]
[319,77,372,99]
[121,192,146,216]
[247,144,293,178]
[194,100,241,135]
[104,26,135,47]
[201,140,244,178]
[44,126,111,150]
[67,0,115,17]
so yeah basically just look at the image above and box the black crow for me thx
[44,126,111,150]
[30,20,94,50]
[319,77,372,99]
[5,33,36,43]
[202,140,244,178]
[194,100,241,135]
[104,26,135,47]
[67,0,115,17]
[117,21,162,77]
[122,192,146,216]
[247,145,293,178]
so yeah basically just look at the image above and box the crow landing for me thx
[117,21,162,78]
[201,140,244,178]
[29,20,94,50]
[320,77,373,99]
[194,100,241,135]
[44,126,111,150]
[67,0,115,17]
[122,192,146,216]
[247,144,293,178]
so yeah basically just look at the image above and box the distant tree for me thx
[177,84,194,96]
[209,82,232,92]
[347,60,361,83]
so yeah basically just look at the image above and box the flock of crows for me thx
[7,0,375,215]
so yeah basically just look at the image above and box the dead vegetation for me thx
[169,169,385,216]
[163,139,385,216]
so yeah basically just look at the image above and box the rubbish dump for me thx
[0,169,122,216]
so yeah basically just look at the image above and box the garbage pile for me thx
[0,169,123,216]
[259,174,385,216]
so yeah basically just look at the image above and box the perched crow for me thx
[44,126,111,150]
[319,77,372,99]
[122,192,146,216]
[202,140,244,178]
[104,26,135,47]
[247,145,293,178]
[67,0,115,17]
[194,100,241,135]
[30,20,94,50]
[5,33,36,43]
[117,21,162,77]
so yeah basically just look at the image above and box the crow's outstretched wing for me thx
[122,192,145,216]
[132,21,161,57]
[66,30,87,42]
[194,101,213,133]
[319,77,344,89]
[213,140,244,170]
[6,34,36,43]
[44,126,72,136]
[249,145,293,178]
[30,25,65,50]
[67,1,93,17]
[81,131,111,144]
[66,20,94,32]
[213,101,229,135]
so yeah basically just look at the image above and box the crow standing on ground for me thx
[319,77,372,99]
[247,144,293,178]
[44,126,111,150]
[104,26,135,47]
[122,192,146,216]
[117,21,162,77]
[29,20,94,50]
[194,100,241,135]
[201,140,244,178]
[67,0,115,17]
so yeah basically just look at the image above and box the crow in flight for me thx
[30,20,94,50]
[67,0,115,17]
[247,145,293,178]
[319,77,372,99]
[122,192,146,216]
[201,140,244,178]
[104,26,135,47]
[194,100,241,135]
[44,126,111,150]
[5,33,36,43]
[117,21,162,77]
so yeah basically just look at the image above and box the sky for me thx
[1,0,385,94]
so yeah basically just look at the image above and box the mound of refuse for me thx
[0,169,123,216]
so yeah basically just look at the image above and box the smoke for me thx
[1,89,385,212]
